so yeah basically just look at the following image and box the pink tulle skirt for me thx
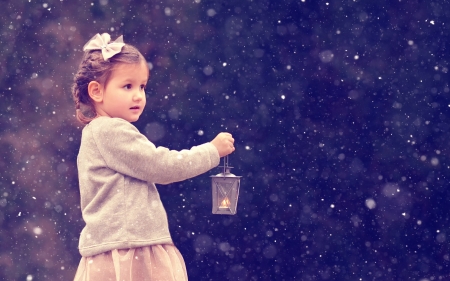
[73,245,188,281]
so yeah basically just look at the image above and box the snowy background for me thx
[1,0,450,280]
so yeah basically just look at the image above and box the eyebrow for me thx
[120,78,148,84]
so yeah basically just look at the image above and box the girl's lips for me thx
[130,106,140,110]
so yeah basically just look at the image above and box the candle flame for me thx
[219,197,231,208]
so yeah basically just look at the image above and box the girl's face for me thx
[98,61,149,122]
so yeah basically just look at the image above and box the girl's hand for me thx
[211,132,235,157]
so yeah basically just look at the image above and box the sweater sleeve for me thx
[90,117,220,184]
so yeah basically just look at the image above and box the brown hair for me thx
[71,44,147,124]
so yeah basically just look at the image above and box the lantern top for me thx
[211,166,241,178]
[212,172,241,177]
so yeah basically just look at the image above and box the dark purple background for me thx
[1,0,450,280]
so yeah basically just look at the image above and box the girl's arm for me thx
[90,117,220,184]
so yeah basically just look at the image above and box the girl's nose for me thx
[133,90,144,101]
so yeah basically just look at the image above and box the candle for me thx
[219,197,231,209]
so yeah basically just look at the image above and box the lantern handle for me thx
[223,155,228,175]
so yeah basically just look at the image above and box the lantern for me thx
[211,156,241,215]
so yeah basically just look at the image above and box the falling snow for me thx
[1,0,450,280]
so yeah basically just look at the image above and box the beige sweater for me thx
[77,117,220,257]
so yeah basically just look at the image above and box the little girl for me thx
[72,33,235,281]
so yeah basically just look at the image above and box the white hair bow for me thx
[83,33,125,61]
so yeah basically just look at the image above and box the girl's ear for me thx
[88,81,104,103]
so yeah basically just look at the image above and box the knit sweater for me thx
[77,117,220,257]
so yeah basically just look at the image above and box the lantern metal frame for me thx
[211,156,241,215]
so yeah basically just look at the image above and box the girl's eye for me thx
[124,84,132,90]
[140,85,146,90]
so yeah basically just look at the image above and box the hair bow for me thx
[83,33,125,61]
